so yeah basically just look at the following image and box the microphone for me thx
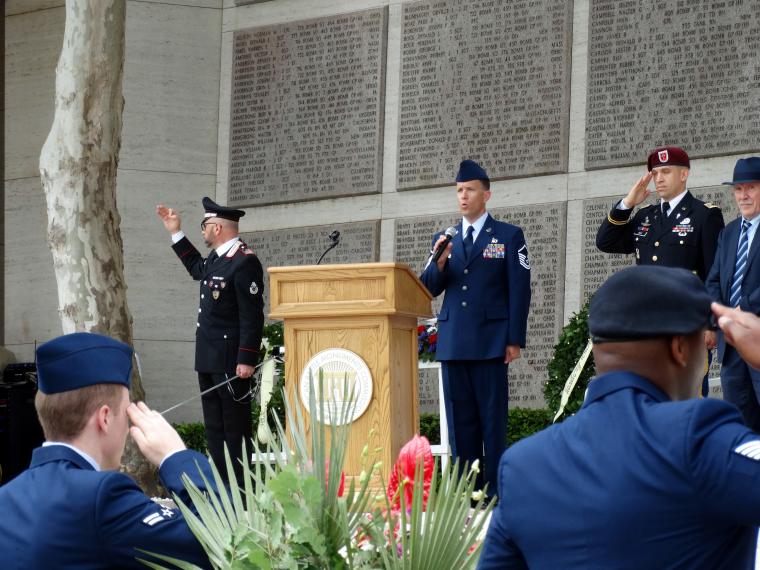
[431,226,458,264]
[317,229,341,265]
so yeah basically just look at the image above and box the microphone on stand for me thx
[316,230,341,265]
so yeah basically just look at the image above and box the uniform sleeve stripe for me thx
[606,214,629,226]
[734,441,760,460]
[142,513,164,526]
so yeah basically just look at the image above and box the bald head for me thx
[593,331,706,401]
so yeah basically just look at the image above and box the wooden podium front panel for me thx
[283,315,419,483]
[284,316,391,479]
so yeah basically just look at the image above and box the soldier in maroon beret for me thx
[596,146,725,396]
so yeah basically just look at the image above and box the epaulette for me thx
[239,241,255,256]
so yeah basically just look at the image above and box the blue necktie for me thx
[730,220,751,307]
[463,226,474,258]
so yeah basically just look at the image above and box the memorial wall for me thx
[6,0,760,420]
[216,0,760,413]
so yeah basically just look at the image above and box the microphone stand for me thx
[316,231,341,265]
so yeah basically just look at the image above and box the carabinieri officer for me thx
[157,197,264,484]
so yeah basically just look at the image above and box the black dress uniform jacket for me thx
[172,236,264,373]
[596,191,724,281]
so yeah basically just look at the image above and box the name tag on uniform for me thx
[483,243,505,259]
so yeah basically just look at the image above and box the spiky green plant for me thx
[140,370,494,569]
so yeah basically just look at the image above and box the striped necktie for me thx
[729,220,751,307]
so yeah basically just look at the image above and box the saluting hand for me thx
[156,204,182,234]
[623,171,654,208]
[128,401,186,467]
[712,303,760,369]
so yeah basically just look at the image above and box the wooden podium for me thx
[268,263,433,483]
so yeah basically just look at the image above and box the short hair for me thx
[481,178,491,191]
[35,383,125,441]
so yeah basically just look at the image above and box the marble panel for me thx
[227,8,387,206]
[121,1,221,174]
[586,0,760,169]
[397,0,573,189]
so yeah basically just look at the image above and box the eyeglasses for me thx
[200,221,220,231]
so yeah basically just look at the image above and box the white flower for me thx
[470,459,480,474]
[471,489,485,502]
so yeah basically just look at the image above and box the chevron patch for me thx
[734,440,760,460]
[518,244,530,270]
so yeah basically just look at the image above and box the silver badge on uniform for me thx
[212,290,220,300]
[250,281,259,295]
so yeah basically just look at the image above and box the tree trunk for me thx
[39,0,159,495]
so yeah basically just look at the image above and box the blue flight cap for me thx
[456,159,490,183]
[589,266,711,343]
[36,333,133,394]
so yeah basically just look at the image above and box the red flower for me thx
[386,435,434,512]
[417,325,427,333]
[428,333,438,343]
[325,460,345,498]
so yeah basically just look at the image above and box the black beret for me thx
[202,197,245,222]
[589,266,711,343]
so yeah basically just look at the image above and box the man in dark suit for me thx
[596,146,725,395]
[157,198,264,483]
[420,160,531,496]
[0,333,216,569]
[706,157,760,431]
[479,266,760,569]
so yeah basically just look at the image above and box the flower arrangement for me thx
[417,319,438,362]
[144,371,493,569]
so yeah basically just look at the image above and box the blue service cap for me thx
[456,159,489,183]
[36,332,133,394]
[589,266,711,343]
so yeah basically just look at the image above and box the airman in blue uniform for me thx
[420,160,531,496]
[0,333,217,569]
[479,266,760,569]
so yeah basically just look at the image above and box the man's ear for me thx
[670,335,688,368]
[681,167,689,183]
[95,404,111,433]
